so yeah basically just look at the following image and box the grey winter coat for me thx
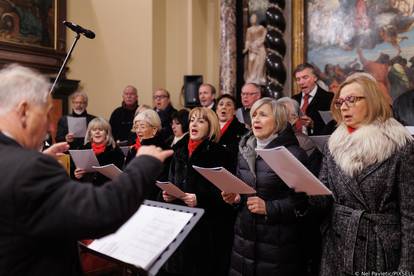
[319,119,414,275]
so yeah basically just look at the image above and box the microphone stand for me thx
[49,33,81,94]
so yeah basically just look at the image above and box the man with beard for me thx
[56,91,96,149]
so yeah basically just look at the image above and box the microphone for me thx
[63,21,95,39]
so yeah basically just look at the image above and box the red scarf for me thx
[188,139,203,157]
[91,143,106,155]
[347,126,356,134]
[134,137,141,151]
[220,117,234,136]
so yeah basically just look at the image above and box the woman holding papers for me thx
[222,98,310,276]
[216,94,248,172]
[318,75,414,274]
[162,107,234,276]
[74,117,124,186]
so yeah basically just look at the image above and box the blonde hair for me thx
[84,117,116,148]
[250,97,289,134]
[132,109,161,132]
[331,74,392,124]
[189,107,220,143]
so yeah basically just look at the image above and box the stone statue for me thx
[243,13,267,85]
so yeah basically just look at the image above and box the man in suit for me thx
[235,82,262,128]
[0,64,172,276]
[55,90,96,149]
[153,88,177,142]
[198,83,217,110]
[292,63,334,135]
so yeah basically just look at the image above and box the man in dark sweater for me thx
[55,91,96,149]
[109,85,139,145]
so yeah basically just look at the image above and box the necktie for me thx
[301,93,310,114]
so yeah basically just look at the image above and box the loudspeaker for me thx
[183,75,203,108]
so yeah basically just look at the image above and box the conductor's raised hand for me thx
[137,145,173,162]
[221,192,241,205]
[246,196,267,215]
[43,142,69,158]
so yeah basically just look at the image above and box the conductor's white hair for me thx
[0,64,50,116]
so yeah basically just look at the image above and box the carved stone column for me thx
[220,0,237,95]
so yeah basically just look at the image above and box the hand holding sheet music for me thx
[156,181,186,199]
[256,146,332,195]
[192,166,256,194]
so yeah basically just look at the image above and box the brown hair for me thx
[331,74,392,124]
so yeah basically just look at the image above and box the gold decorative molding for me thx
[292,0,305,71]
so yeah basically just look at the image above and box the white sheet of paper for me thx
[318,111,333,125]
[309,135,330,152]
[88,205,193,270]
[69,149,100,172]
[405,126,414,135]
[256,146,332,196]
[120,146,130,157]
[192,166,256,194]
[156,181,186,199]
[67,116,87,138]
[92,164,122,180]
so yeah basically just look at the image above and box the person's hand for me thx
[290,191,309,217]
[74,168,86,179]
[43,142,69,158]
[300,115,314,128]
[246,196,267,215]
[182,193,197,207]
[162,191,176,202]
[137,145,173,162]
[221,192,241,205]
[65,133,74,143]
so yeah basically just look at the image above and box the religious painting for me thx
[306,0,414,102]
[0,0,66,74]
[0,0,56,49]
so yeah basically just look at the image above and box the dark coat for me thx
[164,134,235,276]
[109,102,138,144]
[0,132,163,276]
[156,104,177,143]
[230,126,309,276]
[77,142,125,186]
[218,116,248,173]
[55,111,96,149]
[125,134,171,199]
[319,135,414,274]
[292,86,334,136]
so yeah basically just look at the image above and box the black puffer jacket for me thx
[163,134,235,276]
[230,126,309,276]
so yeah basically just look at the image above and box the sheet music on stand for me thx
[81,200,204,276]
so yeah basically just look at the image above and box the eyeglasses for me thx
[333,96,365,109]
[153,95,168,100]
[241,92,259,97]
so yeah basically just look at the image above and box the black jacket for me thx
[0,132,163,276]
[230,126,309,276]
[164,134,235,276]
[77,142,125,186]
[55,111,96,150]
[292,86,334,136]
[155,104,177,143]
[218,116,248,173]
[125,134,171,199]
[109,102,138,144]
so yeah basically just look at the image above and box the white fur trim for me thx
[328,118,413,177]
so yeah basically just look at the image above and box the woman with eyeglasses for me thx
[318,74,414,274]
[125,109,170,198]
